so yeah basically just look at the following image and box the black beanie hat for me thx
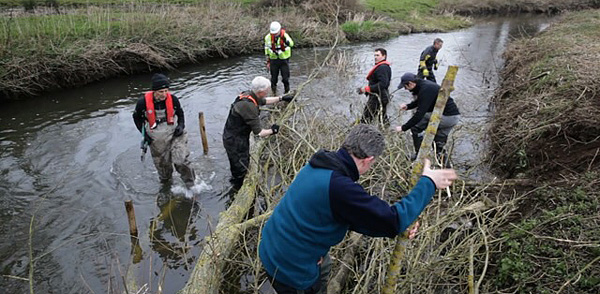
[151,73,170,91]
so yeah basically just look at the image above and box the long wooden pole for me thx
[382,66,459,294]
[198,112,209,155]
[410,66,459,182]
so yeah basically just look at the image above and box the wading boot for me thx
[410,132,423,161]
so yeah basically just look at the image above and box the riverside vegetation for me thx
[487,10,600,292]
[2,0,469,99]
[2,0,600,99]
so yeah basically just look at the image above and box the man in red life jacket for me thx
[223,76,295,188]
[132,73,196,188]
[264,21,295,95]
[357,48,392,125]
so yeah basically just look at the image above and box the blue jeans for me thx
[267,254,332,294]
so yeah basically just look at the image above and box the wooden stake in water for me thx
[198,112,209,155]
[124,200,138,237]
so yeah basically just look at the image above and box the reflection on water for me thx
[0,15,553,294]
[150,194,201,270]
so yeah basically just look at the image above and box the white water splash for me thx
[170,178,213,199]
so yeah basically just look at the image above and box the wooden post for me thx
[198,112,209,155]
[382,66,459,294]
[124,200,138,237]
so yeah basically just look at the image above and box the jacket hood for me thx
[309,148,359,181]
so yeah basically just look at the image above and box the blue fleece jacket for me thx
[259,148,436,290]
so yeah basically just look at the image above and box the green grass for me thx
[366,0,439,18]
[437,0,600,15]
[1,11,169,57]
[365,0,470,31]
[341,20,399,40]
[495,177,600,292]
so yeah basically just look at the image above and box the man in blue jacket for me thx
[259,124,457,294]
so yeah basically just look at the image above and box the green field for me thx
[364,0,470,30]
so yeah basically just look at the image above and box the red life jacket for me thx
[366,60,391,81]
[144,91,175,127]
[270,29,286,53]
[237,93,258,106]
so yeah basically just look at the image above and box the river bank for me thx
[0,0,472,100]
[438,0,600,15]
[487,9,600,292]
[3,0,599,100]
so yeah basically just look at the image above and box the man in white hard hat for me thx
[264,21,295,94]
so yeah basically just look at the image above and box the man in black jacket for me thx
[132,73,195,188]
[395,72,460,164]
[417,38,443,83]
[358,48,391,125]
[222,76,295,187]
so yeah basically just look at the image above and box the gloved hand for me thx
[423,69,430,77]
[271,124,280,135]
[281,91,296,102]
[434,60,439,70]
[356,87,363,94]
[144,133,154,145]
[174,124,184,137]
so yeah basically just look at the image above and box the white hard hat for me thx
[270,21,281,34]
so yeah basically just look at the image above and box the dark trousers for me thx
[361,93,389,125]
[267,254,331,294]
[417,68,437,83]
[270,58,290,93]
[223,134,250,185]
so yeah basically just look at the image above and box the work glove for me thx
[271,124,280,135]
[434,60,439,70]
[174,124,184,137]
[144,133,153,145]
[281,91,296,102]
[423,69,430,77]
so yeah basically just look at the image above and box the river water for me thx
[0,15,552,294]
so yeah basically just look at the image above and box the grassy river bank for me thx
[0,0,472,99]
[2,0,599,99]
[486,9,600,292]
